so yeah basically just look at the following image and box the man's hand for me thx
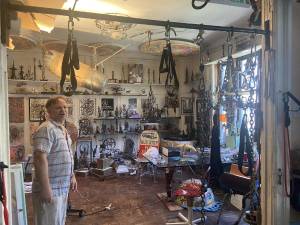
[40,187,52,203]
[71,175,78,192]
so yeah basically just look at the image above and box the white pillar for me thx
[0,34,11,225]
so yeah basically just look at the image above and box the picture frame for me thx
[101,98,114,111]
[128,64,143,83]
[79,97,96,117]
[181,97,193,115]
[29,97,49,122]
[76,137,93,168]
[9,97,24,123]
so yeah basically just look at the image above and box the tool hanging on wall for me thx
[61,0,79,94]
[0,162,9,225]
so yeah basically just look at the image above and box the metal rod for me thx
[8,3,268,35]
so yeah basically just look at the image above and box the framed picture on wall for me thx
[101,98,114,111]
[76,137,93,168]
[9,97,24,123]
[181,97,193,115]
[79,97,96,117]
[29,97,49,122]
[128,64,143,83]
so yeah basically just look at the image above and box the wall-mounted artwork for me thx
[10,145,25,163]
[181,97,193,115]
[79,97,96,117]
[65,97,73,118]
[29,122,40,145]
[128,98,137,111]
[9,97,24,123]
[76,137,93,168]
[29,97,49,122]
[128,64,143,83]
[101,98,114,111]
[10,124,24,146]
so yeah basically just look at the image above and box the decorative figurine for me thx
[33,57,37,80]
[19,65,25,80]
[9,60,17,79]
[152,69,155,84]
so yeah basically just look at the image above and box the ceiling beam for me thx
[8,3,267,36]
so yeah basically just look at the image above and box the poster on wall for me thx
[101,98,114,111]
[29,97,49,122]
[29,122,40,145]
[65,97,73,118]
[76,137,93,168]
[9,124,25,163]
[181,97,193,115]
[128,64,143,83]
[79,97,96,117]
[9,97,24,123]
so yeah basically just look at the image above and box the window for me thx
[218,51,261,148]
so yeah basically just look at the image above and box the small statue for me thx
[19,65,25,80]
[115,106,119,118]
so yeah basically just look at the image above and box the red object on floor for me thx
[175,183,204,197]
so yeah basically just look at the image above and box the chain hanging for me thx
[196,62,211,148]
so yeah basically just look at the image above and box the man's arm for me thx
[33,151,52,203]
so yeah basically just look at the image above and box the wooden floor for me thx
[26,174,248,225]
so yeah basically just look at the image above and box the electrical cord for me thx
[192,0,210,10]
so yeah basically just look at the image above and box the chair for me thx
[135,130,160,184]
[217,164,252,225]
[166,182,206,225]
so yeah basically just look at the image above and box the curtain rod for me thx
[8,3,268,36]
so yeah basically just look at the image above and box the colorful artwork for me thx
[9,97,24,123]
[139,39,200,56]
[10,145,25,163]
[80,98,96,117]
[29,97,49,122]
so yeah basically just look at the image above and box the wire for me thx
[192,0,210,10]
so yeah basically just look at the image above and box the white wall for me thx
[289,1,300,150]
[0,22,11,225]
[7,48,200,157]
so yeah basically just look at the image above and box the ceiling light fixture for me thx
[95,13,135,40]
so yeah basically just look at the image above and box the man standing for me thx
[32,96,77,225]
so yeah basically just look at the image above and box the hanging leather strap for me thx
[159,42,179,88]
[238,116,254,176]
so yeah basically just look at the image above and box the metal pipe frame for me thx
[8,3,268,36]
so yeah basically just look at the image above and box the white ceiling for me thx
[12,0,253,52]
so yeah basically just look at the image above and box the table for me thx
[144,154,202,200]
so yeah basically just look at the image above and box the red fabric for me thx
[0,171,9,225]
[175,183,203,197]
